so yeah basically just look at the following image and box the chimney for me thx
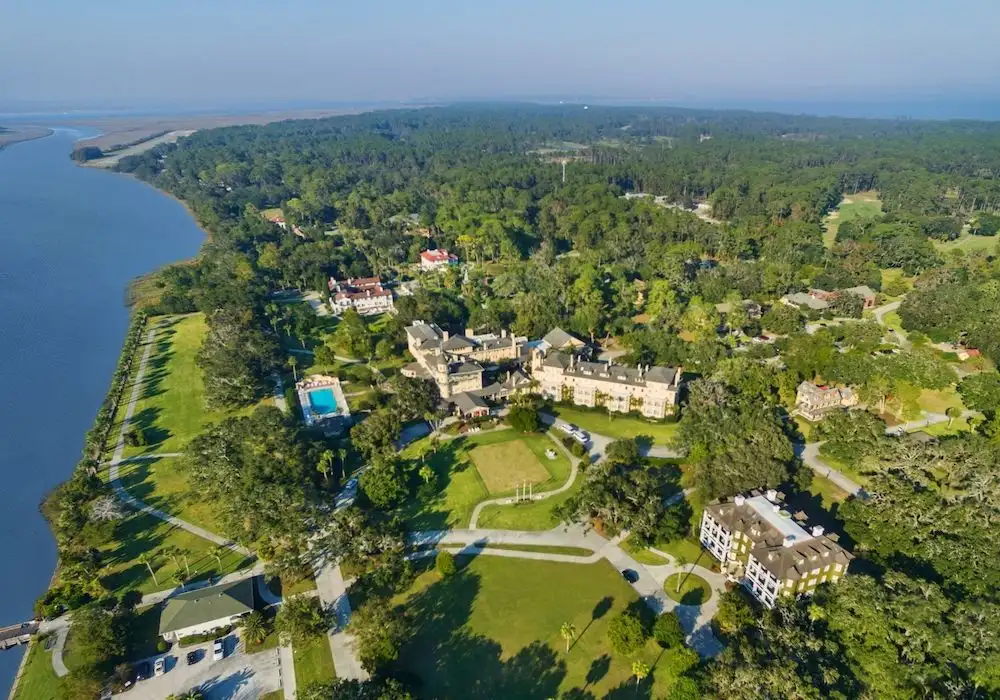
[443,331,450,341]
[811,525,825,538]
[733,495,746,507]
[501,329,507,338]
[783,535,795,548]
[772,503,781,514]
[765,489,778,502]
[465,328,474,337]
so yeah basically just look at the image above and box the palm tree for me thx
[946,405,962,428]
[241,611,268,646]
[419,464,436,485]
[172,570,187,590]
[631,660,650,694]
[139,552,159,586]
[317,449,335,484]
[289,354,299,382]
[210,546,228,573]
[560,621,577,653]
[337,447,348,478]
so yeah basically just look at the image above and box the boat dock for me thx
[0,621,38,650]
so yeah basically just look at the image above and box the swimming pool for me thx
[308,388,338,415]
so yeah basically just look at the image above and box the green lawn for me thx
[390,556,698,699]
[815,448,871,488]
[114,458,228,536]
[917,387,965,414]
[651,537,707,566]
[112,314,270,459]
[822,191,883,247]
[933,232,999,254]
[97,510,254,594]
[663,573,713,605]
[482,544,593,556]
[474,480,580,531]
[293,633,336,689]
[549,405,679,445]
[621,536,670,565]
[397,431,571,530]
[882,311,905,333]
[808,473,851,508]
[10,640,60,700]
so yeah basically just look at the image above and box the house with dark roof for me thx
[158,578,257,641]
[452,391,490,418]
[700,491,853,608]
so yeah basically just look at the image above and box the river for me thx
[0,130,204,693]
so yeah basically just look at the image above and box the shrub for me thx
[569,441,587,458]
[507,405,541,433]
[435,551,456,577]
[652,612,685,648]
[156,639,168,653]
[607,611,648,656]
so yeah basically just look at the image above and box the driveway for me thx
[114,634,281,700]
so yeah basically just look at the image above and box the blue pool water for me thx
[308,388,338,415]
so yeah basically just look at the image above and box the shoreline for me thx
[0,126,54,151]
[5,141,208,700]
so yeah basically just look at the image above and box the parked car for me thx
[134,661,151,681]
[153,657,165,677]
[186,650,199,665]
[212,639,225,661]
[621,569,639,584]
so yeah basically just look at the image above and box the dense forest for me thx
[107,104,1000,699]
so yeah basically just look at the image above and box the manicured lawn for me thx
[10,640,60,700]
[917,387,964,414]
[651,537,707,566]
[933,232,999,254]
[112,314,270,458]
[390,556,698,699]
[879,268,913,298]
[621,536,670,565]
[397,431,571,530]
[482,544,593,556]
[115,457,228,536]
[470,440,551,493]
[97,510,254,595]
[549,405,680,445]
[808,473,851,508]
[293,633,336,689]
[474,479,580,531]
[882,311,905,333]
[815,448,871,488]
[663,572,712,605]
[822,191,882,247]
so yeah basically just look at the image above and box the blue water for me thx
[0,130,205,693]
[308,388,338,415]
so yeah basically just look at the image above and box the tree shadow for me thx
[573,595,614,650]
[402,438,472,530]
[397,566,567,699]
[780,489,855,550]
[585,654,611,688]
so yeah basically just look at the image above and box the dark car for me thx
[134,661,151,681]
[186,650,200,665]
[621,569,639,584]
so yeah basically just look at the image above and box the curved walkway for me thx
[468,431,581,529]
[108,325,250,555]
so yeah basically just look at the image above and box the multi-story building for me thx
[530,351,681,419]
[795,381,857,421]
[700,491,853,608]
[402,321,525,399]
[328,276,395,316]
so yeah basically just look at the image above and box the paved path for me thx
[272,372,287,413]
[313,554,368,680]
[796,442,864,496]
[108,325,252,556]
[540,412,681,461]
[49,623,70,678]
[468,431,580,529]
[102,452,183,466]
[871,299,911,349]
[279,641,296,700]
[410,526,724,658]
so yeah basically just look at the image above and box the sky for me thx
[2,0,1000,116]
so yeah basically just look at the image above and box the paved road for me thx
[313,554,368,681]
[796,442,864,496]
[540,412,681,461]
[279,642,296,700]
[871,299,911,349]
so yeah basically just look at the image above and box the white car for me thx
[212,639,224,661]
[153,658,165,677]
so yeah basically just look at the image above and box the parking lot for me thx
[113,633,281,700]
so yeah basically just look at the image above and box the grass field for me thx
[621,536,670,565]
[389,556,698,699]
[651,537,707,565]
[10,640,60,700]
[933,232,999,254]
[116,457,228,535]
[808,473,851,508]
[470,440,551,493]
[823,191,883,247]
[917,387,965,414]
[663,573,712,605]
[398,431,571,530]
[293,633,337,689]
[550,405,679,445]
[482,544,593,556]
[97,509,254,594]
[112,314,269,459]
[474,479,580,530]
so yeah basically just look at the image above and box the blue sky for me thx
[2,0,998,113]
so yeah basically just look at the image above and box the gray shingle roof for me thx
[542,327,585,349]
[452,391,488,413]
[158,578,256,636]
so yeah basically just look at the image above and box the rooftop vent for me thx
[811,525,825,537]
[765,489,778,502]
[782,535,795,549]
[734,495,746,507]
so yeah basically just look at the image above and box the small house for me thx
[158,578,256,642]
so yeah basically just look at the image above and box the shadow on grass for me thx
[398,438,472,531]
[395,565,567,699]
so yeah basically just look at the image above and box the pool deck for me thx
[296,375,350,428]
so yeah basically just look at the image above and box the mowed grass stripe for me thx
[470,440,550,493]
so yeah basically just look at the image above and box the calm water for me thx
[0,130,204,692]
